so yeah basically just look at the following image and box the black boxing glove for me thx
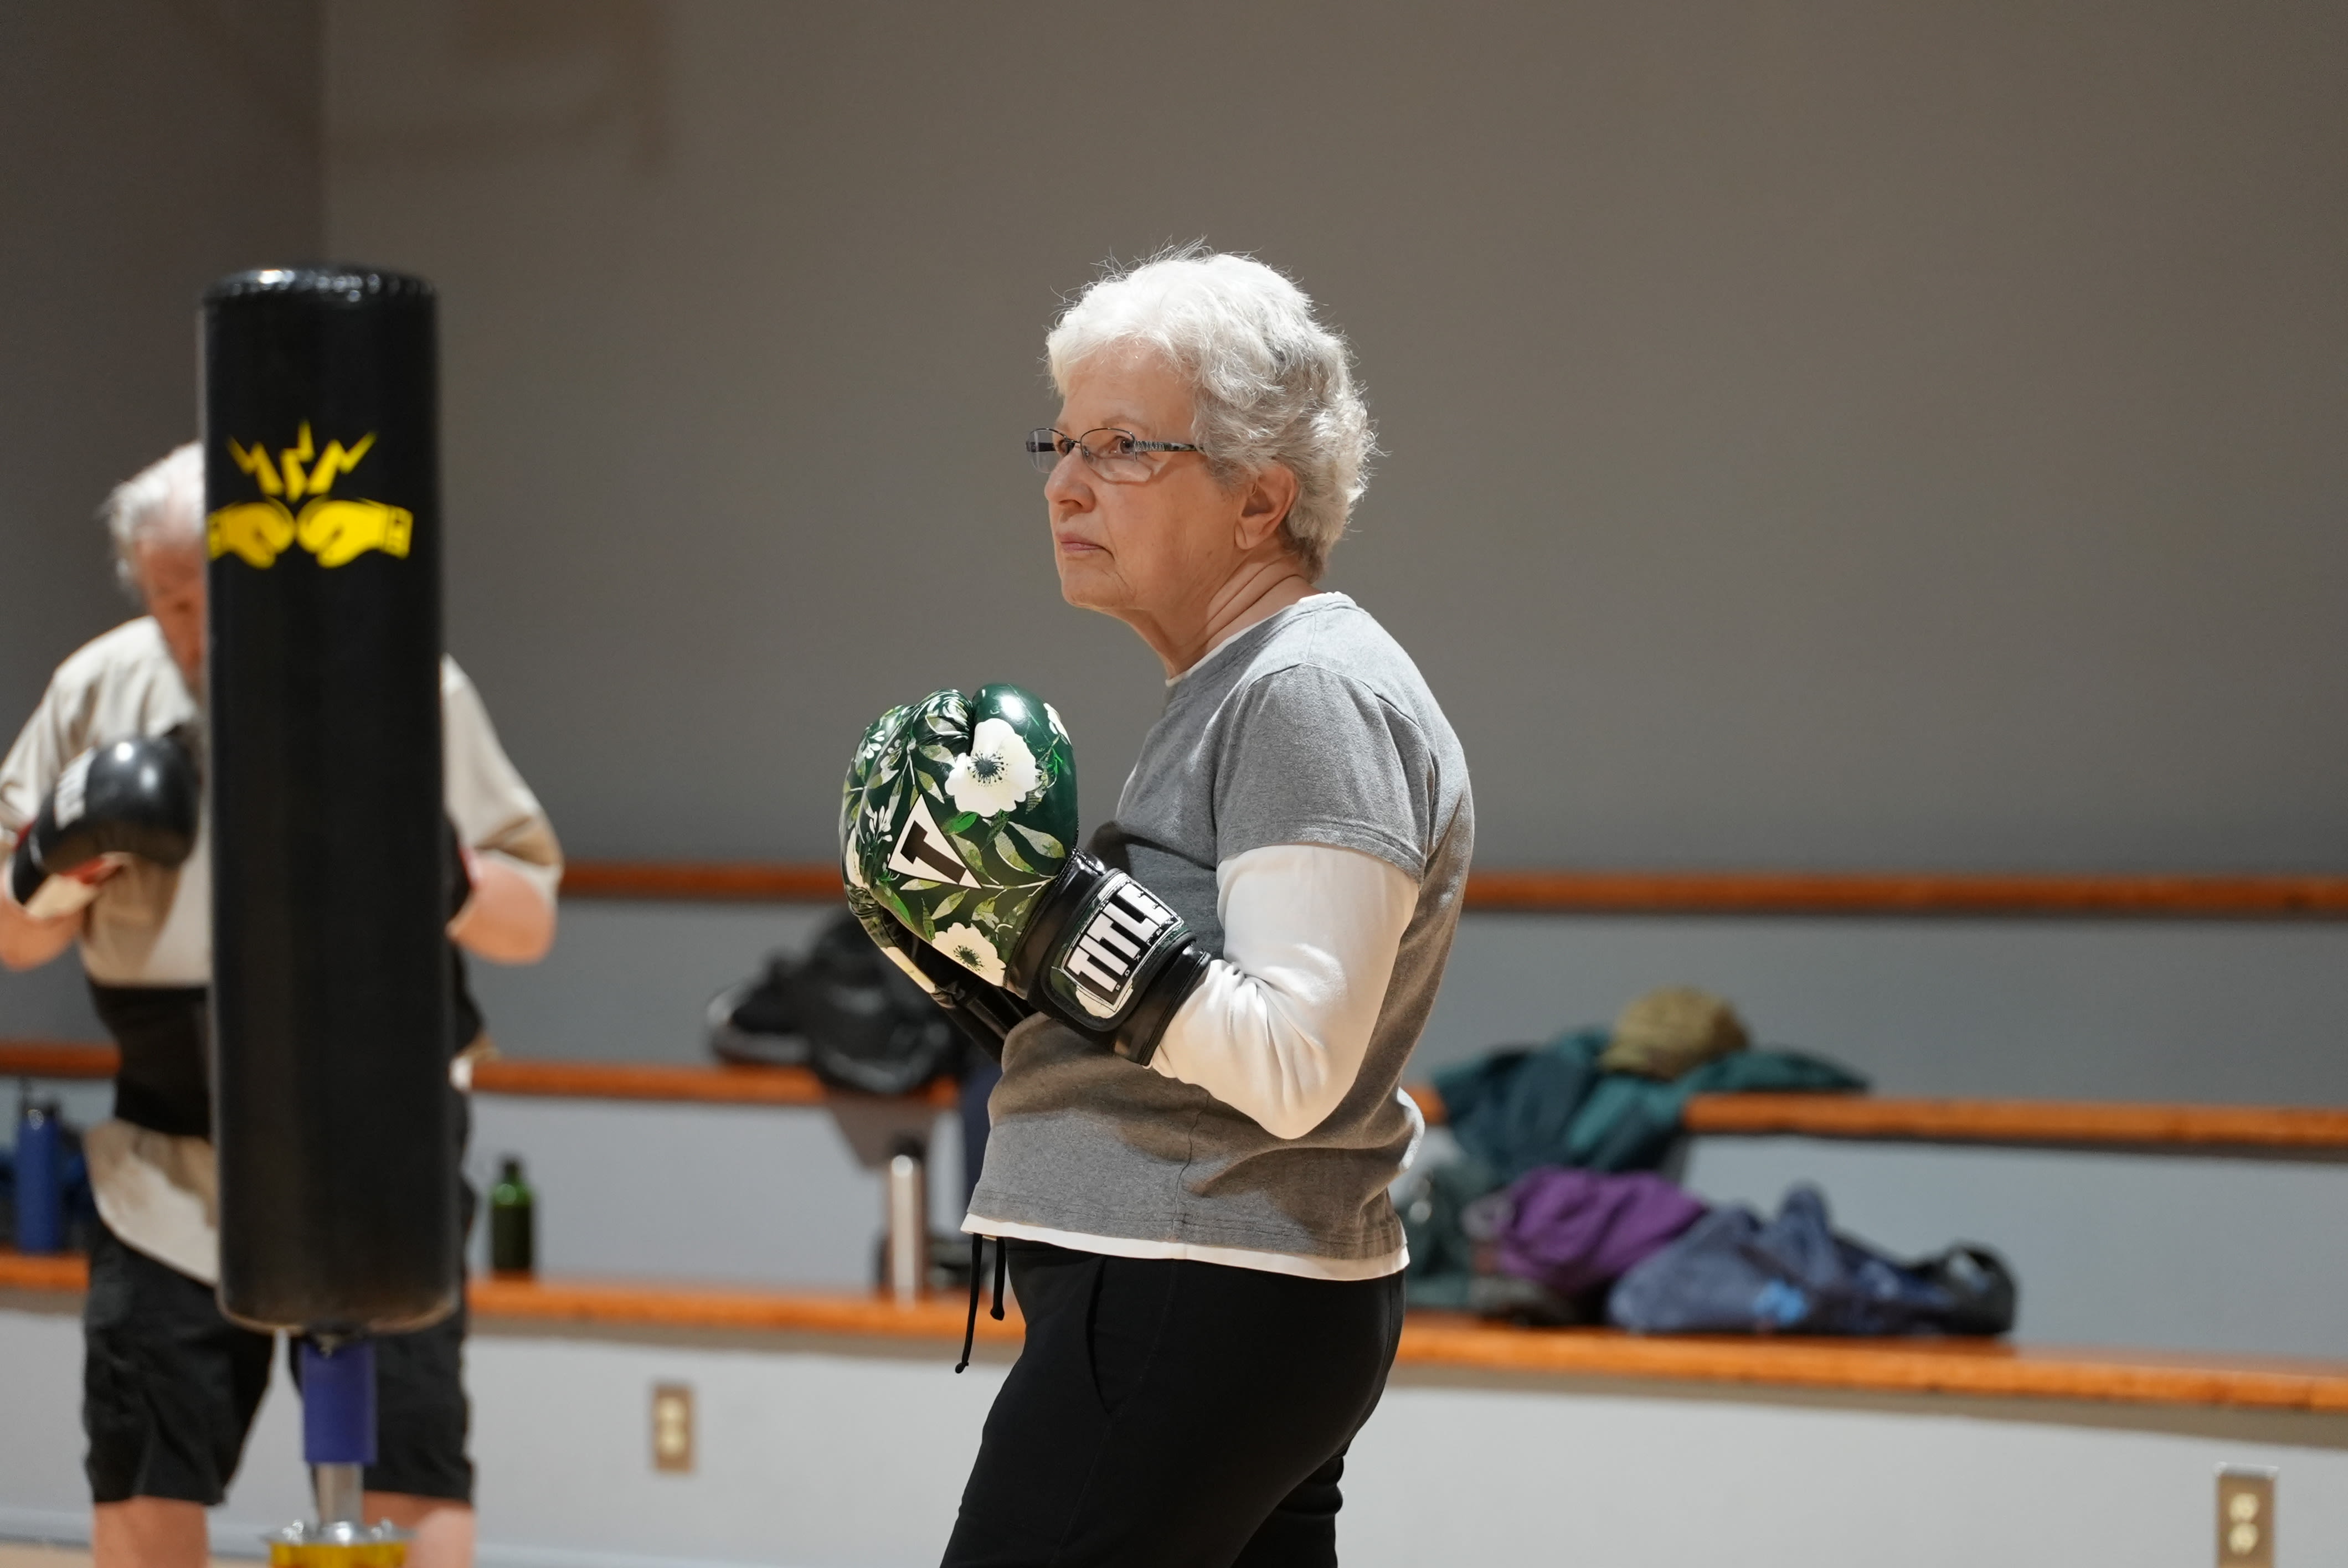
[7,734,199,920]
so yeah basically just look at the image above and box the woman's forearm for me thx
[447,850,558,964]
[0,894,81,969]
[1147,843,1417,1138]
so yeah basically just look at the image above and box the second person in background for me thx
[938,247,1475,1567]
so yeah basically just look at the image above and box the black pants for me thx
[943,1241,1406,1568]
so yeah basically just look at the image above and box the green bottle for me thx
[489,1155,535,1275]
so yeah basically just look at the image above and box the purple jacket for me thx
[1495,1167,1708,1297]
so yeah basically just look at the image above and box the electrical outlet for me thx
[2217,1468,2274,1567]
[651,1383,694,1474]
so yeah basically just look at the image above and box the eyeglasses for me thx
[1026,426,1204,482]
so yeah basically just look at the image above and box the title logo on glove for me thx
[206,424,413,569]
[1057,874,1179,1019]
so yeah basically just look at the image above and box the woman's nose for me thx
[1042,452,1090,509]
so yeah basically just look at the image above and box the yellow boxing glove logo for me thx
[205,424,413,569]
[206,501,298,568]
[297,498,414,567]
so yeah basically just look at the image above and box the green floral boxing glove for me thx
[840,705,1033,1054]
[842,684,1210,1066]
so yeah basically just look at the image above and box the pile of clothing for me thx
[1399,988,2015,1337]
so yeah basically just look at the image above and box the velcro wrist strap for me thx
[1026,860,1196,1034]
[1109,943,1212,1069]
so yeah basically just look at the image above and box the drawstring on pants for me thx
[956,1234,984,1373]
[955,1234,1012,1374]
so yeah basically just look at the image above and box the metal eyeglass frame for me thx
[1026,426,1204,479]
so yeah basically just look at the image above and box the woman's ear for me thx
[1234,465,1300,552]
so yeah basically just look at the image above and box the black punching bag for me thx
[203,267,456,1334]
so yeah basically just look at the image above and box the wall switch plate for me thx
[2217,1467,2275,1567]
[652,1383,694,1474]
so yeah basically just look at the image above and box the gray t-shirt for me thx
[970,593,1475,1262]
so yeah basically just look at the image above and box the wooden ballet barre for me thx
[9,1040,2340,1145]
[558,860,2348,919]
[467,1273,1024,1343]
[561,860,844,901]
[1402,1081,2348,1152]
[1391,1315,2348,1412]
[0,1039,116,1079]
[0,1041,956,1108]
[4,1249,2344,1412]
[468,1057,958,1109]
[1457,869,2348,918]
[1678,1093,2348,1149]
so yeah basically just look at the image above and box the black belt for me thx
[89,954,486,1141]
[87,982,212,1138]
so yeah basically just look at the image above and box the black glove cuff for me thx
[1010,852,1211,1066]
[1109,942,1212,1068]
[7,829,44,907]
[1003,853,1106,999]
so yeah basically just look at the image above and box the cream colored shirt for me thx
[0,617,563,983]
[0,616,562,1280]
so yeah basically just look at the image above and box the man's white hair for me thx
[1045,246,1374,579]
[102,442,204,600]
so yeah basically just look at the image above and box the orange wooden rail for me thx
[0,1042,957,1108]
[1679,1094,2348,1149]
[0,1039,119,1079]
[559,860,2348,919]
[467,1273,1026,1343]
[562,861,842,901]
[1403,1081,2348,1151]
[4,1252,2343,1412]
[13,1041,2342,1148]
[469,1057,959,1108]
[1458,869,2348,918]
[1389,1315,2348,1412]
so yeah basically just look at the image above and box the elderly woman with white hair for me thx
[928,249,1475,1567]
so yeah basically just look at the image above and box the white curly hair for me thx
[101,442,204,600]
[1045,246,1374,579]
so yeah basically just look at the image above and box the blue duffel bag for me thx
[1608,1184,2015,1337]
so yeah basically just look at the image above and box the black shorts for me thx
[82,1220,473,1507]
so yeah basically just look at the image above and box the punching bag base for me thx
[265,1519,408,1565]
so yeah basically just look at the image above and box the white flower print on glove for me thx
[934,922,1005,985]
[944,718,1041,818]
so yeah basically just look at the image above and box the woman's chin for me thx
[1054,555,1126,611]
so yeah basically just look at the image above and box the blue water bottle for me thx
[14,1086,64,1255]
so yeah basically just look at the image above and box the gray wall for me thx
[0,0,322,1046]
[322,0,2348,870]
[0,0,323,736]
[3,4,2344,1110]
